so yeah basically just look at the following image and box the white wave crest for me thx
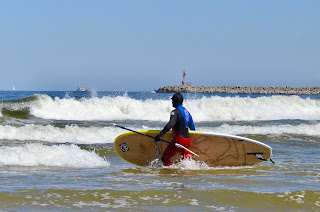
[199,123,320,137]
[0,143,110,168]
[28,95,320,121]
[186,95,320,121]
[0,125,122,144]
[30,95,172,121]
[1,122,320,146]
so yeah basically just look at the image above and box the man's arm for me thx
[155,110,178,140]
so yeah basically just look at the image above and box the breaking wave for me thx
[0,143,110,168]
[1,94,320,121]
[1,123,320,145]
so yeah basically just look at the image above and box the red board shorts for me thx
[161,131,191,166]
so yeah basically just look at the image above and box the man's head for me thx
[171,93,183,108]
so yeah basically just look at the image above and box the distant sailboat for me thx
[12,86,15,91]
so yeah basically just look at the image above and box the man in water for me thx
[155,93,195,166]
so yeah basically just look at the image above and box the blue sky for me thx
[0,0,319,91]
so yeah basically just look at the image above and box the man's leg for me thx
[161,143,179,166]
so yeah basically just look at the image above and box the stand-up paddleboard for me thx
[114,129,272,167]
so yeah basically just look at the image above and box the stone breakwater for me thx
[156,85,320,95]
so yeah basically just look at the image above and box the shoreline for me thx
[155,85,320,95]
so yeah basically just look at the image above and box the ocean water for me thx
[0,91,319,211]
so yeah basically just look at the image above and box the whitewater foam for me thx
[0,124,122,144]
[26,94,320,121]
[30,95,171,121]
[150,158,254,170]
[1,122,320,145]
[0,143,110,168]
[198,123,320,137]
[187,95,320,121]
[171,158,211,170]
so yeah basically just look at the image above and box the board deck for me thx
[114,130,272,167]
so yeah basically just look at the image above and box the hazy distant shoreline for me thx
[155,85,320,95]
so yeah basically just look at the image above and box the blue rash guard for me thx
[176,105,195,131]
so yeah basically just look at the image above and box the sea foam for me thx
[28,95,320,121]
[0,125,121,144]
[0,143,110,168]
[30,95,171,121]
[199,123,320,137]
[1,123,320,145]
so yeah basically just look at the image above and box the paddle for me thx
[113,123,199,157]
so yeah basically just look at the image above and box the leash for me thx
[253,153,282,167]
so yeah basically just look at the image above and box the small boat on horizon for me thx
[77,84,88,92]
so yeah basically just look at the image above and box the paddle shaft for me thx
[113,124,199,157]
[114,124,171,144]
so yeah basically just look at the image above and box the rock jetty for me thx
[155,85,320,95]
